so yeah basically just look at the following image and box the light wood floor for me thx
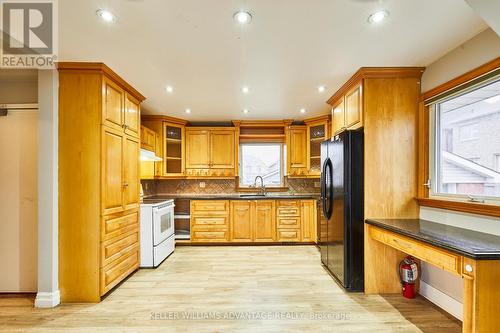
[0,246,461,332]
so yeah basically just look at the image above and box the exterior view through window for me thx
[239,143,283,187]
[434,78,500,199]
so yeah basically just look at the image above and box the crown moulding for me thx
[57,62,146,102]
[327,67,425,106]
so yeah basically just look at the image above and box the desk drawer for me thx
[369,226,461,276]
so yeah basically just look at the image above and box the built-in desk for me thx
[365,219,500,333]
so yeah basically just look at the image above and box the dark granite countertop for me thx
[366,219,500,260]
[145,194,320,201]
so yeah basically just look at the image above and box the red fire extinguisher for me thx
[399,256,418,299]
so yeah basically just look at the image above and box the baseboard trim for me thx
[419,281,462,321]
[34,290,60,308]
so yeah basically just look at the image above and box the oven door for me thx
[153,203,175,246]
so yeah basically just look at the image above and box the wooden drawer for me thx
[101,211,138,241]
[277,229,301,242]
[100,229,139,267]
[192,230,229,242]
[369,226,461,276]
[100,245,139,295]
[277,217,300,229]
[192,216,228,227]
[277,206,300,217]
[191,200,229,215]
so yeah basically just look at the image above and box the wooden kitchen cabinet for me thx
[191,200,230,242]
[140,125,156,152]
[230,201,253,242]
[254,201,276,242]
[185,129,210,169]
[287,126,308,177]
[330,83,363,135]
[185,127,236,178]
[58,62,145,302]
[331,98,345,135]
[304,115,330,177]
[300,200,317,243]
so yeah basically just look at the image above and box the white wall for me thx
[419,27,500,320]
[35,70,60,308]
[0,69,38,104]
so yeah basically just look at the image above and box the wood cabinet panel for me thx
[185,130,210,169]
[100,246,139,295]
[192,216,228,227]
[102,127,124,215]
[192,230,229,242]
[301,200,317,242]
[210,130,235,168]
[123,136,140,211]
[192,200,229,214]
[124,93,140,138]
[101,211,139,241]
[100,229,139,268]
[231,201,253,242]
[331,98,345,135]
[254,201,276,242]
[288,127,307,169]
[103,78,124,131]
[345,84,362,129]
[140,126,156,151]
[277,229,300,242]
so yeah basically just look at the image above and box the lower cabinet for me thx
[190,199,316,243]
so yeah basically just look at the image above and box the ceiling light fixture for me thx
[96,9,116,23]
[242,109,249,114]
[318,85,326,93]
[241,86,250,94]
[185,108,191,114]
[233,11,252,25]
[368,10,389,24]
[166,85,173,93]
[300,108,306,114]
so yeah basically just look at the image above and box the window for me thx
[431,78,500,200]
[239,143,284,187]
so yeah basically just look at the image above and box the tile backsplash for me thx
[142,178,319,196]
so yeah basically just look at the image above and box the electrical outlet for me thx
[314,181,320,188]
[199,182,206,188]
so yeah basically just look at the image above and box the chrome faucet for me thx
[254,176,266,196]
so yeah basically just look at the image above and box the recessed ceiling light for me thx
[242,109,249,114]
[241,86,250,94]
[185,108,191,114]
[368,10,389,24]
[96,9,116,23]
[233,11,252,25]
[300,108,306,114]
[318,85,326,93]
[166,85,173,93]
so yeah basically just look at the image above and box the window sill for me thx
[415,197,500,218]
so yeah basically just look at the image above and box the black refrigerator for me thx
[318,129,364,291]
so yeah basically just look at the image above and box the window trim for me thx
[416,57,500,218]
[237,142,286,188]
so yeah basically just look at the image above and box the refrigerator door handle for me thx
[322,157,333,220]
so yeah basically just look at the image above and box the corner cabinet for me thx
[286,115,331,178]
[185,127,236,178]
[58,62,145,302]
[141,116,188,179]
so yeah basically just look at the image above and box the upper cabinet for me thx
[140,125,156,152]
[185,128,236,177]
[141,116,187,179]
[124,93,141,138]
[185,129,210,169]
[286,115,331,178]
[330,83,362,135]
[287,126,308,176]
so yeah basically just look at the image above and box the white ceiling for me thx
[58,0,487,121]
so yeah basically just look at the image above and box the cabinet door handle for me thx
[123,183,129,188]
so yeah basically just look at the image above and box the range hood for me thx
[140,149,162,162]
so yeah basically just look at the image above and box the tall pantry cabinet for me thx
[58,63,145,302]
